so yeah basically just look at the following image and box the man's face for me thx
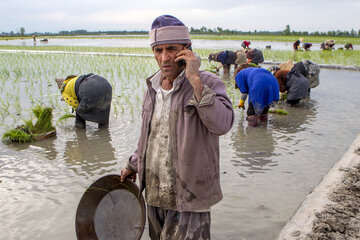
[153,44,185,81]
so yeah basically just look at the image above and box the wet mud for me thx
[306,164,360,240]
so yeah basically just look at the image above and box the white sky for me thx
[1,0,360,34]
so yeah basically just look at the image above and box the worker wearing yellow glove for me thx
[234,65,279,127]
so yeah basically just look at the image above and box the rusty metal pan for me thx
[75,174,146,240]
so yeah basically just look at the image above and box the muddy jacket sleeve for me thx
[126,150,138,172]
[187,71,234,135]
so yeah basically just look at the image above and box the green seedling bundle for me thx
[2,105,56,143]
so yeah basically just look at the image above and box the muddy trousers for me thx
[147,205,211,240]
[75,113,108,129]
[222,64,231,74]
[246,102,270,127]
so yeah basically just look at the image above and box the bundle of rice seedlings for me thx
[269,109,289,115]
[34,107,55,133]
[2,105,56,143]
[2,129,34,143]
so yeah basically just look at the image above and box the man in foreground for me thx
[120,15,234,239]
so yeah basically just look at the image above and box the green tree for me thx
[20,27,25,36]
[200,26,207,33]
[284,25,290,35]
[350,29,356,37]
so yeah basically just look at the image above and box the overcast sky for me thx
[2,0,360,34]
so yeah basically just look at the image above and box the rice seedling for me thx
[0,43,356,136]
[57,114,76,124]
[269,109,289,115]
[2,105,56,143]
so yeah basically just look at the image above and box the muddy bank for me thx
[277,133,360,240]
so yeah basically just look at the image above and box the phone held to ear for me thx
[178,59,186,67]
[178,44,192,67]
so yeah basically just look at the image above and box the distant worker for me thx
[245,48,264,65]
[293,38,303,51]
[235,64,279,127]
[241,40,251,49]
[208,50,237,74]
[344,43,353,50]
[320,40,335,50]
[55,74,112,129]
[302,42,312,51]
[32,35,36,42]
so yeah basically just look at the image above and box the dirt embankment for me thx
[306,164,360,239]
[277,135,360,240]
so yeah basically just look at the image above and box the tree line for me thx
[190,25,360,37]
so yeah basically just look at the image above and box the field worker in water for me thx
[245,48,264,65]
[208,50,237,74]
[274,68,310,106]
[235,64,279,127]
[55,74,112,129]
[120,15,234,240]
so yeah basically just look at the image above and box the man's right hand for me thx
[120,167,137,182]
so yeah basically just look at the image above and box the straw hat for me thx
[278,60,294,70]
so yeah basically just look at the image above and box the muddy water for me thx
[0,68,360,240]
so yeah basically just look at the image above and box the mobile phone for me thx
[178,59,186,67]
[178,44,192,67]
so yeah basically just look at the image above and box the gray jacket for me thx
[127,70,234,211]
[286,68,310,101]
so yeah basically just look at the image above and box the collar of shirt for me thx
[150,70,185,98]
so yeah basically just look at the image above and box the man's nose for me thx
[161,49,171,62]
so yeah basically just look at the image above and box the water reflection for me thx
[5,135,58,160]
[230,117,278,177]
[229,99,318,177]
[63,128,116,176]
[271,99,318,134]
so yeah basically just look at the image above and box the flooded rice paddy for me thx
[1,37,358,51]
[0,42,360,240]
